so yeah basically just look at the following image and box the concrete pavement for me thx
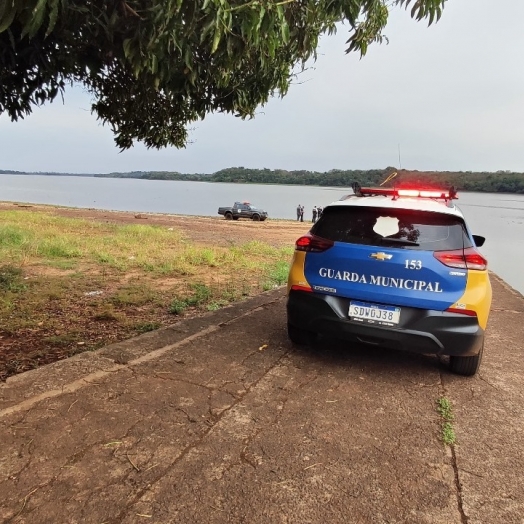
[1,275,523,523]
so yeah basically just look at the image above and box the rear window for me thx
[311,206,472,251]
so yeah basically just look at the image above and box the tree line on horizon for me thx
[2,167,524,194]
[103,166,524,194]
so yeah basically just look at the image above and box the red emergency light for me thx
[352,182,457,201]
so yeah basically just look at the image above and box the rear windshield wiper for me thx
[379,237,420,247]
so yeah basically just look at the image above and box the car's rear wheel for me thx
[225,212,233,220]
[287,322,316,345]
[449,343,484,376]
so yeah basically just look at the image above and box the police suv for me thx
[286,184,492,376]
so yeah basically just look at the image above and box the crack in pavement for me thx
[439,370,469,524]
[112,349,292,523]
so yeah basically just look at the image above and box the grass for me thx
[0,212,292,279]
[437,397,456,445]
[44,333,80,347]
[262,260,290,290]
[110,284,160,306]
[0,211,291,269]
[168,283,214,314]
[134,321,161,333]
[0,214,186,271]
[0,265,26,292]
[0,207,295,379]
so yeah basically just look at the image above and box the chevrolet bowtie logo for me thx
[370,252,393,261]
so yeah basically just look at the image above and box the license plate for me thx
[349,301,401,325]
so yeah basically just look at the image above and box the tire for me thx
[252,214,260,221]
[225,212,233,220]
[287,322,315,346]
[449,343,484,376]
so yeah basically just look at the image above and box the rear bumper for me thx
[287,290,484,356]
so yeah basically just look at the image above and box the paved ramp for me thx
[1,277,523,523]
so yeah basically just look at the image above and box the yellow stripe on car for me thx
[287,251,310,293]
[450,271,492,329]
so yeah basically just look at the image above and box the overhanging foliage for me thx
[0,0,446,149]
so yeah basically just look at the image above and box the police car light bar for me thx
[352,182,457,200]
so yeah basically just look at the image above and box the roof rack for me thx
[350,182,458,201]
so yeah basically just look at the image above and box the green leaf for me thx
[28,0,49,38]
[151,54,158,74]
[0,0,10,26]
[123,38,134,59]
[46,0,60,37]
[256,6,266,32]
[211,28,221,53]
[281,21,289,44]
[0,0,17,34]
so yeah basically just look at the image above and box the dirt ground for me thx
[0,203,311,381]
[4,203,308,247]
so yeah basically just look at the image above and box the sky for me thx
[1,0,523,175]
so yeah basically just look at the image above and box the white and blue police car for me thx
[286,184,492,376]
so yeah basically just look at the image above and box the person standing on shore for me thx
[300,205,304,222]
[312,206,317,223]
[296,204,301,221]
[317,206,323,219]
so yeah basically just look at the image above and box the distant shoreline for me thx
[2,168,524,194]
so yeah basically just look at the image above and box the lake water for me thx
[1,174,523,294]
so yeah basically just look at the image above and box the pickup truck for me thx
[218,201,268,221]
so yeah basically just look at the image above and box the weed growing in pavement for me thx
[437,397,456,445]
[437,396,453,420]
[442,422,456,445]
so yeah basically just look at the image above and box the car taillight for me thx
[295,234,334,253]
[290,285,313,292]
[433,247,487,271]
[446,307,478,317]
